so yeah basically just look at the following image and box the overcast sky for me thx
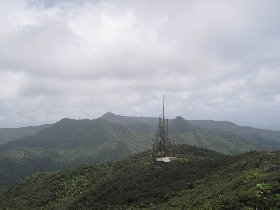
[0,0,280,129]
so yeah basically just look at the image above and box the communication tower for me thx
[152,96,176,163]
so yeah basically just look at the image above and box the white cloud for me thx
[254,68,280,88]
[0,0,280,129]
[0,71,27,100]
[206,79,247,97]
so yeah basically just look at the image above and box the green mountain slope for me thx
[101,112,158,126]
[0,118,149,153]
[101,112,158,134]
[1,145,279,210]
[101,113,280,150]
[188,120,280,149]
[0,118,150,186]
[0,124,51,145]
[101,113,275,153]
[1,113,280,187]
[169,116,258,154]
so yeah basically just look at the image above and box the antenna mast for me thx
[152,95,176,163]
[163,95,165,120]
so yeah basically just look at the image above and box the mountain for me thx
[188,120,280,148]
[101,113,280,151]
[101,112,158,134]
[0,124,51,145]
[102,113,258,154]
[0,118,149,186]
[1,145,279,210]
[1,113,280,187]
[101,112,158,126]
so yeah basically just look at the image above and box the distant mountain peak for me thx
[168,116,190,134]
[60,118,73,121]
[54,118,92,128]
[100,112,122,121]
[102,112,118,118]
[56,118,74,124]
[175,116,186,122]
[173,116,188,125]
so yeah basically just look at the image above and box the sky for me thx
[0,0,280,129]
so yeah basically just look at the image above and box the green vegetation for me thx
[0,118,150,186]
[1,114,280,187]
[0,124,51,145]
[1,145,279,209]
[188,119,280,149]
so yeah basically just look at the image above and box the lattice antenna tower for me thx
[152,95,172,162]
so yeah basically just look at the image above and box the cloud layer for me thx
[0,0,280,129]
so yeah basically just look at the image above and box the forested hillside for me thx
[1,145,279,210]
[188,120,280,149]
[1,113,280,187]
[0,124,51,145]
[102,113,280,150]
[0,118,149,186]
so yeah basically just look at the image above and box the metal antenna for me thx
[152,95,176,163]
[163,95,165,120]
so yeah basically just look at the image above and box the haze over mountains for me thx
[0,113,280,187]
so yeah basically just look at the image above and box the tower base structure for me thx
[156,157,177,163]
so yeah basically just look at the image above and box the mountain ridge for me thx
[0,124,52,145]
[1,113,280,187]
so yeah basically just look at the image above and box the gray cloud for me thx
[0,0,280,129]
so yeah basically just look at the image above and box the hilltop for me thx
[1,144,279,209]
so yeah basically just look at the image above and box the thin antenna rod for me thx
[163,95,165,120]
